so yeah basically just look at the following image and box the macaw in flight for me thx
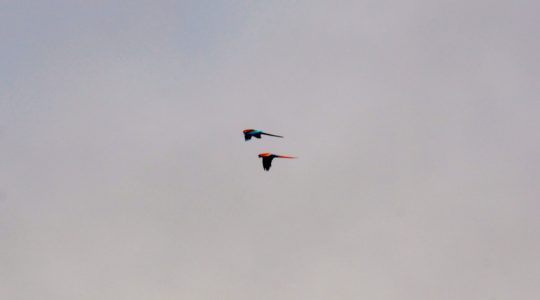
[258,153,297,171]
[243,129,283,141]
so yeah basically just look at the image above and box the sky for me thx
[1,1,539,299]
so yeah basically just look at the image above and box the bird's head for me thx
[243,129,254,133]
[258,153,272,158]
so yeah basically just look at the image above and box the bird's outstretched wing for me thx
[244,133,252,141]
[262,156,274,171]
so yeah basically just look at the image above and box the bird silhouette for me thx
[258,153,297,171]
[243,129,283,141]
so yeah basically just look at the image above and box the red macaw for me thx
[243,129,283,141]
[258,153,297,171]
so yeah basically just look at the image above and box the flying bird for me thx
[243,129,283,141]
[258,153,297,171]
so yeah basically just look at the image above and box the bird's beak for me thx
[277,155,297,159]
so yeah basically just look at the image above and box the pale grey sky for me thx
[1,1,539,299]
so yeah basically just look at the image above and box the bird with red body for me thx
[258,153,297,171]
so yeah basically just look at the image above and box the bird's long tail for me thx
[277,155,297,159]
[261,132,284,138]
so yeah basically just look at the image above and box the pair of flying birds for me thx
[243,129,297,171]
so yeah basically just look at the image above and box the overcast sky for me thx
[1,1,539,299]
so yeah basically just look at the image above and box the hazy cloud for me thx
[1,1,539,299]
